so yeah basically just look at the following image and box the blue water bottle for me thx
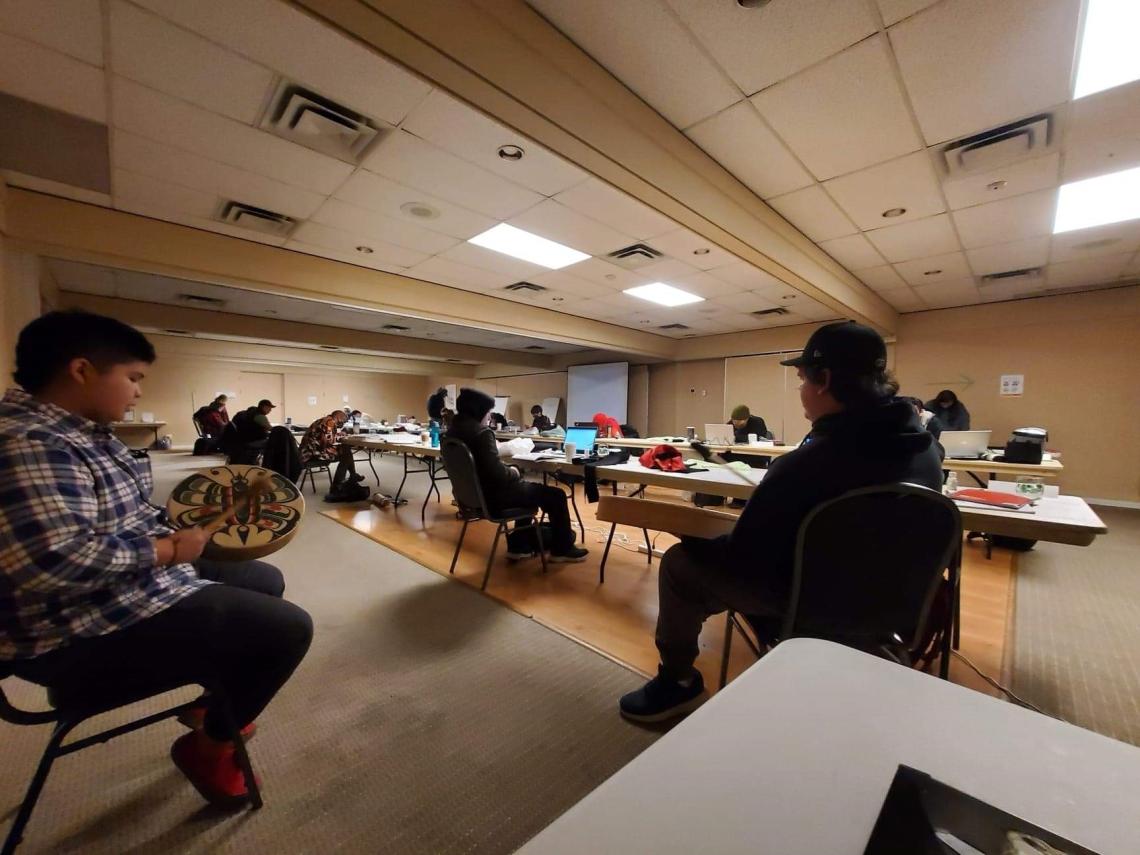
[429,419,440,448]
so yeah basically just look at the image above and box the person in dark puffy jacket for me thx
[925,389,970,431]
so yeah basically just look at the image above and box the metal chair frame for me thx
[297,459,333,494]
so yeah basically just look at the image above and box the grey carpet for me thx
[1010,506,1140,747]
[0,454,658,853]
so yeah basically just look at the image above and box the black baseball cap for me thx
[258,399,276,409]
[780,321,887,372]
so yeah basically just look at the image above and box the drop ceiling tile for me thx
[875,0,940,26]
[708,260,790,292]
[47,259,116,295]
[669,271,741,299]
[364,129,542,219]
[976,278,1046,302]
[528,270,613,298]
[711,291,782,313]
[819,234,886,271]
[633,257,703,283]
[648,229,740,270]
[664,0,876,96]
[888,0,1081,145]
[310,198,459,255]
[0,31,106,122]
[0,0,103,66]
[404,256,514,293]
[1045,253,1132,288]
[401,89,586,197]
[1050,221,1140,263]
[856,264,909,291]
[112,130,326,220]
[751,36,922,181]
[109,1,272,124]
[823,151,945,230]
[526,0,741,129]
[1,170,111,207]
[571,298,628,321]
[132,0,432,124]
[1064,81,1140,182]
[508,199,637,256]
[279,241,407,275]
[951,188,1058,249]
[111,77,353,195]
[1127,253,1140,276]
[942,152,1061,210]
[1064,136,1140,185]
[789,298,842,321]
[865,214,959,263]
[289,221,428,268]
[911,278,981,309]
[552,177,677,239]
[114,197,288,247]
[684,100,814,199]
[437,242,547,281]
[767,185,858,242]
[113,167,218,218]
[560,257,648,290]
[882,287,927,311]
[893,251,974,286]
[965,236,1051,276]
[334,170,497,240]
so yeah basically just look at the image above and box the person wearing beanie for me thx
[448,388,587,562]
[619,321,943,724]
[727,404,768,445]
[591,412,623,439]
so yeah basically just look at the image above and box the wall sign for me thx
[1000,374,1024,396]
[307,395,318,406]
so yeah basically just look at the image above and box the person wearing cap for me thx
[924,389,970,431]
[231,398,275,453]
[530,404,553,432]
[727,404,768,445]
[447,388,588,562]
[299,409,362,490]
[619,321,943,723]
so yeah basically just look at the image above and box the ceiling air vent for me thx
[177,293,225,308]
[217,201,296,237]
[752,307,790,317]
[658,323,690,330]
[162,328,192,336]
[980,267,1043,284]
[941,114,1053,177]
[445,358,462,363]
[318,345,341,351]
[607,243,664,270]
[259,81,382,164]
[504,281,547,292]
[381,324,410,331]
[524,345,546,350]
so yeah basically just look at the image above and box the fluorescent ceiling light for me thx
[467,223,589,270]
[1053,165,1140,233]
[624,282,704,307]
[1073,0,1140,98]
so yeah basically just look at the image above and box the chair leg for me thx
[719,612,735,690]
[367,452,379,486]
[643,529,652,565]
[3,720,73,855]
[534,521,548,575]
[216,702,262,810]
[599,521,617,584]
[569,485,584,535]
[449,520,469,575]
[482,524,504,591]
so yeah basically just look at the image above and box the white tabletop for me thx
[519,639,1140,855]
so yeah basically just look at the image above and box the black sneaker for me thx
[504,549,537,561]
[351,474,366,483]
[619,667,705,723]
[548,546,588,563]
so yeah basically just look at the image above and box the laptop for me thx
[704,423,735,445]
[940,430,991,459]
[564,427,598,459]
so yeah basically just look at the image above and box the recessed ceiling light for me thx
[1053,164,1140,233]
[552,296,565,302]
[400,201,439,220]
[881,207,907,218]
[604,273,616,280]
[692,248,711,255]
[468,223,589,269]
[923,269,943,276]
[624,282,704,307]
[497,144,524,161]
[356,245,373,254]
[639,319,652,324]
[1073,0,1140,99]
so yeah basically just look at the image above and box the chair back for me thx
[440,438,490,517]
[783,483,961,655]
[192,416,205,438]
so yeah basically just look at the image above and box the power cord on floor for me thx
[950,650,1054,718]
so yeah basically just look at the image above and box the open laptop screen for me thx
[564,427,598,456]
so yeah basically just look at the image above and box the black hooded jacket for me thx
[685,399,943,602]
[924,398,970,431]
[446,388,522,507]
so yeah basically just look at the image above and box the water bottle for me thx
[944,471,958,496]
[429,419,440,448]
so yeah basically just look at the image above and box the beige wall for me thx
[0,238,42,389]
[647,359,725,437]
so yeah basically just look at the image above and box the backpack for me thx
[324,482,370,503]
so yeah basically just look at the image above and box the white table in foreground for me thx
[518,639,1140,855]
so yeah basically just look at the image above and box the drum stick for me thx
[689,441,761,485]
[198,472,275,533]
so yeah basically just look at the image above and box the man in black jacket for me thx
[620,322,943,723]
[447,388,588,562]
[727,404,768,443]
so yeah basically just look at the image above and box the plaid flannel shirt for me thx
[0,388,208,660]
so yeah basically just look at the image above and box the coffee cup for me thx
[685,426,696,440]
[564,442,576,462]
[747,433,757,445]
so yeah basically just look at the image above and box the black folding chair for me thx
[0,667,260,854]
[719,483,962,688]
[297,459,333,494]
[440,438,547,591]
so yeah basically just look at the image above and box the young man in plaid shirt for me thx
[0,311,312,806]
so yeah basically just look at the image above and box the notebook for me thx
[950,488,1035,509]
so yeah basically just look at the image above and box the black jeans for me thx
[495,481,576,553]
[313,445,358,487]
[12,559,313,741]
[655,543,783,681]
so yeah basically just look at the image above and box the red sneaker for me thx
[170,731,258,809]
[177,705,257,741]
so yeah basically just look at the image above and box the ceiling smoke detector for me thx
[400,201,439,220]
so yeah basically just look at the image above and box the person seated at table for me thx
[924,389,970,431]
[619,321,943,723]
[489,411,509,430]
[447,388,588,562]
[200,401,227,438]
[592,412,623,439]
[0,310,313,806]
[213,394,231,424]
[298,410,362,490]
[427,387,454,430]
[727,404,769,444]
[530,404,553,432]
[232,399,274,451]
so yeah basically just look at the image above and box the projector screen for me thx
[567,362,628,427]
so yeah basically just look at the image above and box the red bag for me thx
[639,444,687,472]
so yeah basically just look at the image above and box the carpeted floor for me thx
[0,454,658,854]
[1010,506,1140,746]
